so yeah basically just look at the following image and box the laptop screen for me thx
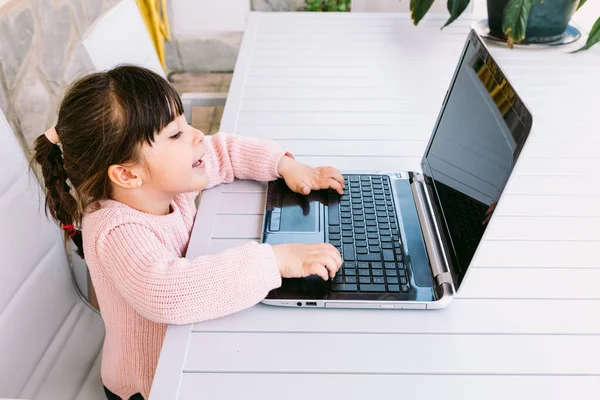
[421,32,532,288]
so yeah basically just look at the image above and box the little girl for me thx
[32,65,344,400]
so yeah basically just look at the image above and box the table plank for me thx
[179,374,599,400]
[184,332,600,375]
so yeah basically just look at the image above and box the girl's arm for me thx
[203,132,292,189]
[100,223,281,324]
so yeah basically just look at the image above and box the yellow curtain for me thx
[136,0,171,71]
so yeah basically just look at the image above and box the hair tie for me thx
[44,127,59,145]
[62,224,76,237]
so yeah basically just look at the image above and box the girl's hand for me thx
[272,243,342,280]
[277,156,345,195]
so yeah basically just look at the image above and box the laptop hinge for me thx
[409,174,455,289]
[435,271,453,287]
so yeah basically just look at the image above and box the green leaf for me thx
[502,0,535,47]
[443,0,470,28]
[410,0,435,26]
[571,16,600,52]
[577,0,587,11]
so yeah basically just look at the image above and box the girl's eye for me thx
[169,131,182,140]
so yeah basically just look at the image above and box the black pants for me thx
[104,386,144,400]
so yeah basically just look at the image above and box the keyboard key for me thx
[344,262,356,269]
[343,244,355,261]
[328,195,340,225]
[331,284,358,292]
[372,269,384,277]
[330,240,341,247]
[356,253,381,261]
[342,224,353,231]
[345,276,357,284]
[329,234,341,240]
[382,242,393,249]
[360,284,386,292]
[355,228,366,234]
[401,285,410,293]
[400,277,408,285]
[356,247,368,254]
[357,262,369,269]
[356,241,367,247]
[398,270,407,277]
[359,277,371,284]
[367,232,379,239]
[355,234,367,241]
[369,246,381,253]
[387,277,399,284]
[342,237,354,244]
[329,226,340,234]
[371,262,383,269]
[368,239,379,246]
[358,269,370,276]
[380,236,392,242]
[345,269,356,276]
[385,269,397,277]
[384,262,396,269]
[342,218,352,225]
[383,250,395,261]
[373,277,385,284]
[388,284,401,292]
[333,276,344,283]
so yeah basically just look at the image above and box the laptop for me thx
[260,29,532,309]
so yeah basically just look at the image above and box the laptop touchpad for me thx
[263,180,325,245]
[280,192,318,232]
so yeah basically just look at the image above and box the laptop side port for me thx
[306,302,317,306]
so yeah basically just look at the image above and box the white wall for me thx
[170,0,250,36]
[352,0,460,13]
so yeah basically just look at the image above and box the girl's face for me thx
[139,115,208,196]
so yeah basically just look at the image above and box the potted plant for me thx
[305,0,351,11]
[410,0,599,51]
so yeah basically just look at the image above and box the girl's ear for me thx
[108,164,142,189]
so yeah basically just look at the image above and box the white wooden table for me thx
[151,12,600,400]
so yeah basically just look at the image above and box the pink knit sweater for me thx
[82,133,287,399]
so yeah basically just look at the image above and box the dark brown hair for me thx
[32,65,184,257]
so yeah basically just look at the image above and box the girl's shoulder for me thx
[82,199,175,243]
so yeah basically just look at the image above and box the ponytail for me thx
[32,132,84,258]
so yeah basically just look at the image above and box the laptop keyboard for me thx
[327,175,410,293]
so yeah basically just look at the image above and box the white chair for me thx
[0,109,106,399]
[76,0,227,123]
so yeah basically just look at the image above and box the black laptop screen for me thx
[421,34,532,287]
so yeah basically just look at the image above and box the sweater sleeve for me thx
[100,223,282,324]
[203,132,288,189]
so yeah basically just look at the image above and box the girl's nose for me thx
[193,129,205,147]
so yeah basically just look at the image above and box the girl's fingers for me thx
[319,167,345,189]
[309,263,329,280]
[296,182,311,195]
[327,178,344,194]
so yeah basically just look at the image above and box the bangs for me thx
[108,65,184,146]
